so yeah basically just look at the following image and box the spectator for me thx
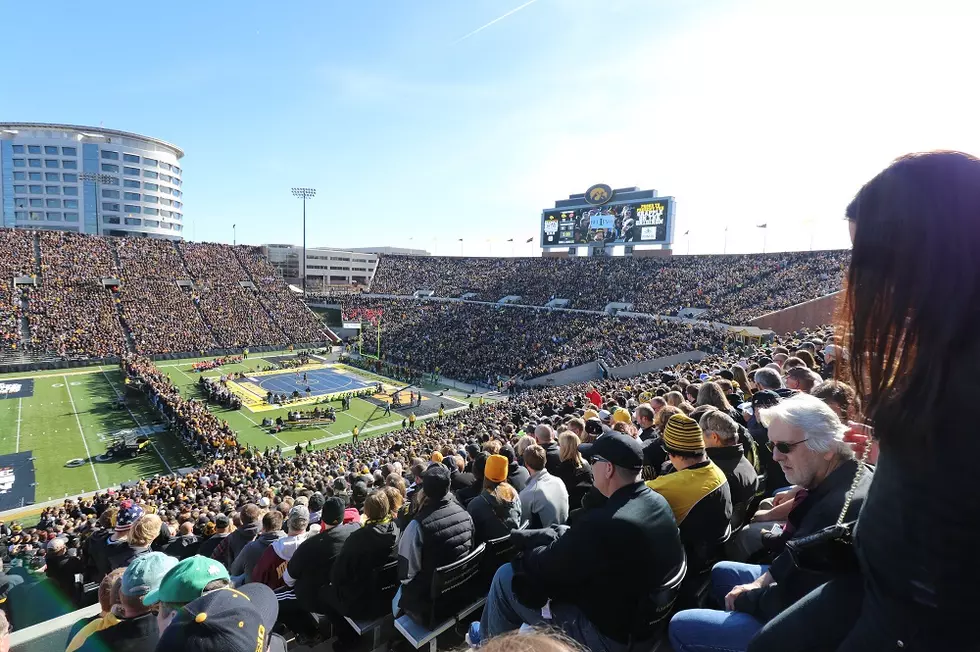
[162,521,199,559]
[646,414,732,547]
[252,505,310,590]
[196,513,230,559]
[455,452,488,507]
[501,445,529,492]
[394,464,474,620]
[534,424,562,475]
[669,393,872,652]
[43,537,83,604]
[87,500,145,579]
[810,380,861,423]
[285,497,357,615]
[324,492,398,650]
[229,510,284,584]
[154,583,287,652]
[473,432,684,649]
[784,366,820,392]
[212,504,261,568]
[519,445,569,528]
[701,409,760,516]
[467,454,522,545]
[635,405,657,441]
[66,567,126,652]
[555,432,593,512]
[142,555,233,635]
[78,552,176,652]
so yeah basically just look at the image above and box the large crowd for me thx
[342,297,733,383]
[370,250,849,324]
[0,230,333,359]
[0,152,973,652]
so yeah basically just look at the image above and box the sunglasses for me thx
[766,438,809,455]
[591,455,610,466]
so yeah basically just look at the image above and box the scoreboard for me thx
[541,185,675,248]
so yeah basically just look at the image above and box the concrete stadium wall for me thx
[522,361,600,387]
[607,350,707,379]
[749,291,842,334]
[10,604,100,652]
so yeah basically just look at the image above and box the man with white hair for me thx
[668,393,874,652]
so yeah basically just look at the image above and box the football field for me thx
[0,351,449,503]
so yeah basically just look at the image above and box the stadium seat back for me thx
[423,542,486,628]
[375,559,400,600]
[632,550,687,642]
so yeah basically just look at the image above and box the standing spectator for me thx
[44,537,83,605]
[635,405,658,441]
[162,522,199,559]
[473,432,684,649]
[213,504,261,568]
[395,464,474,619]
[78,552,176,652]
[501,445,529,492]
[534,424,562,475]
[555,432,593,512]
[197,513,231,559]
[519,445,569,528]
[230,510,284,584]
[87,500,144,579]
[324,492,398,650]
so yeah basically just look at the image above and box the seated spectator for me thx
[142,555,233,635]
[394,464,475,619]
[324,491,398,650]
[453,453,483,506]
[555,432,593,511]
[473,432,684,649]
[467,454,522,544]
[230,510,284,584]
[78,552,177,652]
[784,366,821,392]
[646,414,732,548]
[810,380,861,423]
[154,583,287,652]
[668,393,873,652]
[65,567,126,652]
[701,409,759,517]
[519,444,569,528]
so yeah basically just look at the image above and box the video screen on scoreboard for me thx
[541,199,672,247]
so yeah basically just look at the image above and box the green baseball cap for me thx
[142,555,231,606]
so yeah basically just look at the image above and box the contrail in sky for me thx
[451,0,540,45]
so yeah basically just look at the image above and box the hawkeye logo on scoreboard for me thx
[584,184,613,206]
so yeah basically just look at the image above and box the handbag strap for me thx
[834,431,870,527]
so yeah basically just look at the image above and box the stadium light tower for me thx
[291,187,316,295]
[80,172,115,233]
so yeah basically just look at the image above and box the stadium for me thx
[0,5,969,652]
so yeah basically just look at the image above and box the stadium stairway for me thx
[18,291,31,347]
[32,231,42,275]
[110,288,138,353]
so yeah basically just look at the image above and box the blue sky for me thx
[4,0,980,255]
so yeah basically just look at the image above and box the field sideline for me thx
[0,351,455,502]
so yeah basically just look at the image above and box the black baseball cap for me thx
[578,432,644,471]
[155,584,278,652]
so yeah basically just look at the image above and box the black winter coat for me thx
[330,522,397,619]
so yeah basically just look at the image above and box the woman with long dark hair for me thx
[750,151,976,651]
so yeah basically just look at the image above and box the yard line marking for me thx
[15,399,22,453]
[100,369,174,475]
[63,375,101,490]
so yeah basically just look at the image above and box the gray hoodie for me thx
[230,530,284,580]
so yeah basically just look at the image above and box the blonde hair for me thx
[665,391,684,407]
[654,405,682,431]
[558,432,583,467]
[515,435,536,457]
[128,513,162,547]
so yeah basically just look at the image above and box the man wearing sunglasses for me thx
[475,431,684,650]
[668,393,874,652]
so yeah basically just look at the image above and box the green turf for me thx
[0,351,428,502]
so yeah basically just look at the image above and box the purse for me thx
[783,440,869,575]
